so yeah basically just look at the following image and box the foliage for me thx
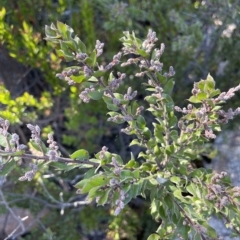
[0,21,240,240]
[1,1,240,239]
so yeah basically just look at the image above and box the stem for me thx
[0,150,111,167]
[220,212,240,235]
[171,196,207,240]
[4,134,11,151]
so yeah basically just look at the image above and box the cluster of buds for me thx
[166,66,175,77]
[26,124,41,144]
[136,106,144,116]
[204,128,216,139]
[175,104,194,114]
[46,133,59,161]
[211,171,227,183]
[217,108,240,124]
[142,29,158,53]
[154,43,165,59]
[105,52,122,70]
[56,69,78,85]
[148,79,157,87]
[83,65,93,78]
[135,71,148,77]
[19,163,37,181]
[175,103,218,139]
[114,190,125,216]
[124,87,137,101]
[215,84,240,102]
[206,172,229,208]
[79,85,95,103]
[123,115,133,122]
[121,126,131,135]
[108,72,126,91]
[112,98,121,106]
[0,118,10,138]
[191,82,201,96]
[112,157,121,175]
[149,59,163,72]
[232,186,240,198]
[107,114,124,123]
[139,59,147,69]
[121,58,139,67]
[99,146,108,160]
[95,40,104,57]
[10,133,26,151]
[216,195,229,210]
[76,53,88,61]
[152,86,164,99]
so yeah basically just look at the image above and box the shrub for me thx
[0,21,240,239]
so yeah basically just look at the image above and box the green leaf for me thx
[74,36,86,52]
[106,103,119,111]
[93,70,105,78]
[88,90,104,100]
[60,41,74,57]
[70,149,89,160]
[154,124,164,144]
[142,127,151,140]
[170,176,181,184]
[140,162,152,171]
[188,96,202,103]
[64,163,84,171]
[107,72,114,84]
[132,169,140,179]
[29,140,47,154]
[88,76,98,82]
[145,96,158,104]
[170,130,178,142]
[136,115,146,129]
[164,80,174,94]
[97,188,112,206]
[57,21,72,39]
[209,89,220,98]
[120,170,133,181]
[74,179,89,189]
[50,162,68,170]
[45,25,57,38]
[56,49,74,61]
[81,174,109,193]
[129,139,142,147]
[156,176,168,184]
[204,74,215,91]
[196,92,208,100]
[102,95,112,105]
[0,160,16,176]
[156,72,167,85]
[168,112,177,127]
[0,134,11,147]
[147,233,160,240]
[136,49,148,57]
[71,75,86,83]
[84,168,96,179]
[85,50,97,67]
[124,183,140,204]
[131,101,139,115]
[87,186,101,200]
[125,159,137,168]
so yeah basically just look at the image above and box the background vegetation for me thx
[0,0,240,239]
